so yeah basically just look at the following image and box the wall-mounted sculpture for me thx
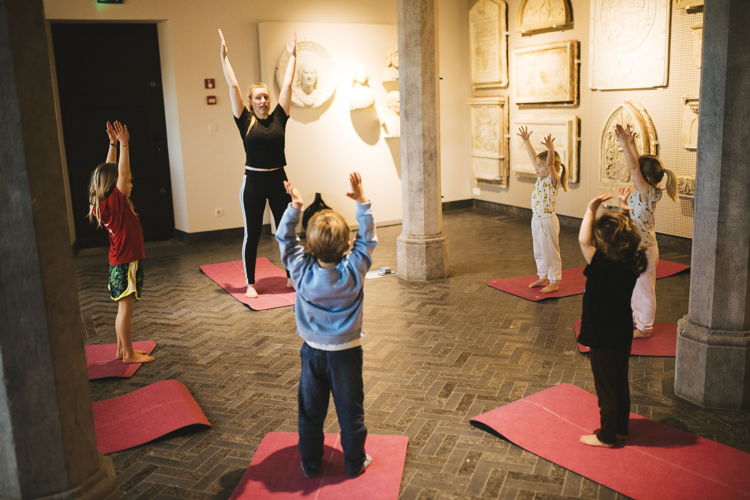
[383,49,399,82]
[589,0,669,90]
[677,175,696,199]
[691,21,703,69]
[380,90,400,138]
[275,40,335,108]
[469,0,508,89]
[514,40,579,105]
[467,97,508,186]
[600,101,657,185]
[519,0,573,35]
[510,113,579,183]
[681,98,699,151]
[350,65,375,110]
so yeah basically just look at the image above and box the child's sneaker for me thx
[347,453,373,477]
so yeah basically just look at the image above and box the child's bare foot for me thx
[540,282,559,293]
[633,328,653,339]
[579,434,614,448]
[529,278,549,288]
[122,352,154,364]
[116,349,148,360]
[245,285,258,298]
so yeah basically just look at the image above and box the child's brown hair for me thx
[537,150,569,192]
[306,210,351,263]
[639,155,677,200]
[593,210,647,275]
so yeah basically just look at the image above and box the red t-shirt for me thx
[96,187,145,265]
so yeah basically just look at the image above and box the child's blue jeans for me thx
[298,342,367,476]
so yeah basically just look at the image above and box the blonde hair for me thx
[593,210,647,275]
[87,162,118,226]
[306,210,351,263]
[246,83,270,133]
[639,155,677,200]
[537,150,569,192]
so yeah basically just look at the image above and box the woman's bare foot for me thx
[122,352,155,364]
[529,278,549,288]
[633,328,653,339]
[245,285,259,298]
[540,282,559,293]
[116,349,148,360]
[579,434,614,448]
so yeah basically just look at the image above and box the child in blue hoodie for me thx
[277,172,377,478]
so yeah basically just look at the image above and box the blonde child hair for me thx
[537,150,569,192]
[638,155,677,200]
[306,210,351,263]
[87,162,118,226]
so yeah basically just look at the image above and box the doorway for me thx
[51,22,174,248]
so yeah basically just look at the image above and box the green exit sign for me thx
[97,0,123,4]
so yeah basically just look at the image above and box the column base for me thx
[396,232,448,281]
[36,455,118,500]
[675,315,750,409]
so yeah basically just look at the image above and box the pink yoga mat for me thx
[85,341,157,380]
[200,258,295,310]
[92,380,211,454]
[470,384,750,500]
[487,260,690,301]
[573,320,678,356]
[230,432,409,500]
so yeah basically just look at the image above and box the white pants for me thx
[632,245,659,333]
[531,214,561,282]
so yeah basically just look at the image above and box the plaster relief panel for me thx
[511,114,580,182]
[589,0,670,90]
[677,175,695,199]
[519,0,573,35]
[691,21,703,69]
[275,40,336,108]
[514,40,579,105]
[469,0,509,89]
[600,101,658,185]
[468,97,508,186]
[681,97,699,151]
[383,49,399,82]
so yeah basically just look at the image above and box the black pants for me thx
[589,340,631,444]
[298,342,367,476]
[239,168,291,284]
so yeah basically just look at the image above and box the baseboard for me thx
[442,199,474,211]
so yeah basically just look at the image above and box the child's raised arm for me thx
[517,126,547,177]
[277,33,297,116]
[275,181,306,280]
[113,121,131,197]
[542,134,559,187]
[346,172,377,274]
[579,195,611,264]
[105,121,117,164]
[615,124,649,199]
[218,29,245,119]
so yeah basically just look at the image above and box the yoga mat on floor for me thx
[92,380,211,454]
[487,260,690,301]
[200,258,295,310]
[85,341,157,380]
[230,432,409,500]
[470,384,750,500]
[573,320,678,356]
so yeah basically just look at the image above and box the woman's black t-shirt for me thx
[579,251,639,349]
[234,105,289,169]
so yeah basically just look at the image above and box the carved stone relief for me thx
[469,0,509,89]
[383,49,399,82]
[600,101,657,185]
[511,114,579,182]
[691,22,703,69]
[677,175,696,199]
[681,98,699,151]
[514,40,579,105]
[589,0,670,90]
[275,41,336,108]
[467,97,508,185]
[519,0,573,35]
[350,65,375,110]
[380,91,401,138]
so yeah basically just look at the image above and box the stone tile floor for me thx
[76,207,750,499]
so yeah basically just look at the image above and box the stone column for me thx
[675,0,750,409]
[0,0,118,497]
[396,0,448,280]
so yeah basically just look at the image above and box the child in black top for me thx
[577,190,647,447]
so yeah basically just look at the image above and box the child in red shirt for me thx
[88,121,153,364]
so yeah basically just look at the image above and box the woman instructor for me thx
[219,29,296,298]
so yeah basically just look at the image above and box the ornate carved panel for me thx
[513,40,579,105]
[510,113,580,182]
[275,40,336,108]
[519,0,573,35]
[467,97,508,185]
[469,0,509,89]
[600,101,657,185]
[681,97,699,151]
[678,175,695,199]
[589,0,670,90]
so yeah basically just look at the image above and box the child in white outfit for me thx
[518,126,569,293]
[615,124,677,338]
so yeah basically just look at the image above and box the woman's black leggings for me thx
[239,168,292,284]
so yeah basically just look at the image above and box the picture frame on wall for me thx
[513,40,579,105]
[510,113,580,183]
[469,0,509,89]
[467,96,508,186]
[519,0,573,35]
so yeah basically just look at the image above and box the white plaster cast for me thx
[350,65,375,110]
[467,97,508,185]
[589,0,670,90]
[514,40,579,105]
[519,0,572,34]
[380,90,401,138]
[677,175,696,198]
[600,101,658,185]
[469,0,508,89]
[681,97,699,151]
[510,113,579,183]
[383,49,399,82]
[275,40,336,108]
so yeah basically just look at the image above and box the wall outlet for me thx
[472,187,481,196]
[214,207,224,217]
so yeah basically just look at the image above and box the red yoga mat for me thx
[470,384,750,500]
[92,380,211,454]
[85,341,157,380]
[229,432,409,500]
[487,260,690,301]
[573,320,678,356]
[200,258,295,310]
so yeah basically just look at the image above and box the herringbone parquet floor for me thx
[76,208,750,499]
